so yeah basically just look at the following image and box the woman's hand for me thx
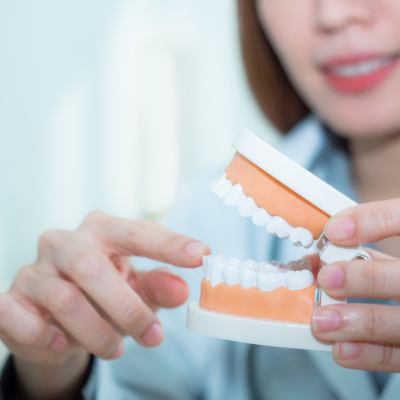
[0,211,209,397]
[312,199,400,372]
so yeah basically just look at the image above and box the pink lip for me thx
[319,53,400,93]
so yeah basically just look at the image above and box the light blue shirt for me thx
[84,117,399,400]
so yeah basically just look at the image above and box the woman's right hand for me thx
[0,211,209,397]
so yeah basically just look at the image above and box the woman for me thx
[2,0,400,398]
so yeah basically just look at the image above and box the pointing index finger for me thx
[81,213,210,267]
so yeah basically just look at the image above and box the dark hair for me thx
[238,0,310,133]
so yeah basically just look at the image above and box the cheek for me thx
[257,0,400,137]
[257,1,315,78]
[256,1,319,112]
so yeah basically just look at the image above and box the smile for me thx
[321,53,400,93]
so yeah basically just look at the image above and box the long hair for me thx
[238,0,309,133]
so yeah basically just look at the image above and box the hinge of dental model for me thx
[317,235,370,265]
[314,236,370,306]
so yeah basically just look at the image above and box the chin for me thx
[314,100,400,139]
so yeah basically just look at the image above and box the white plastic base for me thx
[187,303,330,352]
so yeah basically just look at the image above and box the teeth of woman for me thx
[332,58,391,77]
[252,208,271,226]
[224,184,246,207]
[289,228,314,249]
[212,176,232,198]
[239,265,257,288]
[238,197,258,217]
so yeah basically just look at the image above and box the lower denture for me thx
[200,280,315,324]
[201,256,316,324]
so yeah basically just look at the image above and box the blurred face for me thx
[257,0,400,138]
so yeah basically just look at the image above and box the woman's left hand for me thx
[312,198,400,372]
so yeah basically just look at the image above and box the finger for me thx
[333,342,400,372]
[318,259,400,299]
[365,248,397,261]
[0,292,67,352]
[134,269,189,309]
[16,269,124,359]
[325,199,400,246]
[53,246,162,347]
[80,211,210,267]
[312,304,400,344]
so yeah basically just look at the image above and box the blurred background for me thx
[0,0,277,303]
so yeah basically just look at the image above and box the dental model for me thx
[187,129,370,351]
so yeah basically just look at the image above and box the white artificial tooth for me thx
[259,262,280,273]
[222,258,240,286]
[238,197,258,217]
[224,184,246,207]
[266,216,291,238]
[210,255,225,287]
[242,259,257,270]
[227,257,240,267]
[239,265,257,288]
[207,256,214,280]
[210,175,226,193]
[285,270,314,291]
[252,208,271,226]
[289,228,314,249]
[257,271,285,292]
[276,220,292,239]
[202,255,210,279]
[212,178,232,199]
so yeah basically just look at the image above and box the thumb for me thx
[324,199,400,246]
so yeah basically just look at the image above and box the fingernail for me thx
[318,264,344,290]
[336,342,362,360]
[312,308,342,333]
[50,333,69,353]
[111,341,124,358]
[142,323,163,346]
[184,242,209,257]
[325,216,355,241]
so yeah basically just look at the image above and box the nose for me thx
[315,0,375,32]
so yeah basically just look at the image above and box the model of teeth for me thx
[203,255,314,291]
[211,175,314,249]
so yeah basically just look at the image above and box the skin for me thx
[0,211,209,399]
[257,0,400,371]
